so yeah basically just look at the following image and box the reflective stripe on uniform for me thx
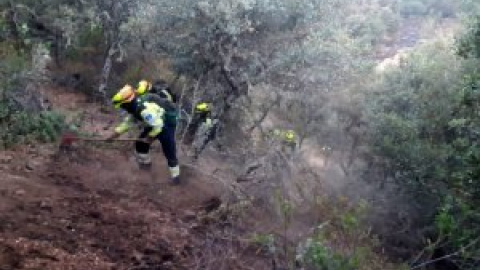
[169,165,180,178]
[204,118,212,127]
[160,89,173,102]
[135,152,152,165]
[140,102,165,137]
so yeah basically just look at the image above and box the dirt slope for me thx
[0,145,197,268]
[0,87,271,270]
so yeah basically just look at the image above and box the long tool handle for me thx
[77,137,140,142]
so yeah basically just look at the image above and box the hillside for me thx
[2,0,480,269]
[0,86,276,269]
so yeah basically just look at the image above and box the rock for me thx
[25,159,42,171]
[14,189,26,196]
[25,162,34,171]
[182,210,197,221]
[189,222,202,230]
[39,201,52,211]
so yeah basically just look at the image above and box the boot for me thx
[169,165,180,185]
[171,175,180,185]
[135,152,152,169]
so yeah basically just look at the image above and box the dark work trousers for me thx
[184,113,206,145]
[135,125,178,168]
[193,121,218,158]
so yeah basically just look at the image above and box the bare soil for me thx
[0,86,271,270]
[0,142,272,269]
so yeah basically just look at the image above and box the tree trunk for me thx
[97,45,117,102]
[247,95,280,133]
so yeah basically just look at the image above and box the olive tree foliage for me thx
[365,19,480,268]
[116,0,390,203]
[1,0,143,100]
[389,0,480,19]
[131,0,387,139]
[117,1,322,158]
[126,0,379,112]
[125,1,409,198]
[0,1,68,148]
[0,0,143,144]
[0,0,67,107]
[86,0,139,99]
[54,0,140,99]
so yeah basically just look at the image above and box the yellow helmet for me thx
[136,80,152,95]
[285,130,296,141]
[112,85,136,108]
[195,102,211,112]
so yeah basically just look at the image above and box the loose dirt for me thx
[0,82,270,269]
[0,141,272,269]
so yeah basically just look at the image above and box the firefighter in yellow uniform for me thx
[136,79,176,103]
[184,102,213,145]
[271,129,298,152]
[107,85,180,185]
[284,129,297,150]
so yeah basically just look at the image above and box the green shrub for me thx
[0,41,65,148]
[251,233,276,253]
[457,17,480,59]
[65,24,105,61]
[122,64,144,85]
[304,239,359,270]
[367,22,480,267]
[0,104,65,148]
[0,43,30,71]
[78,25,104,48]
[460,1,480,17]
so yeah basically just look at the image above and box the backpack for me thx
[140,93,178,126]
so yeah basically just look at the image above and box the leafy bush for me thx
[0,41,65,149]
[460,1,480,17]
[77,25,104,48]
[251,233,276,254]
[367,22,480,268]
[0,104,65,148]
[122,64,144,85]
[303,238,359,270]
[65,25,105,61]
[457,17,480,59]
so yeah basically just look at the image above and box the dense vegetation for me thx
[1,0,479,269]
[366,17,480,269]
[0,38,64,149]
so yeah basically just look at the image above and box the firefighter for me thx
[183,102,213,145]
[182,102,218,159]
[107,84,180,184]
[136,79,177,103]
[270,128,298,152]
